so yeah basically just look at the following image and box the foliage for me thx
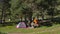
[0,0,60,23]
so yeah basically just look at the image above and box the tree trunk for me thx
[41,10,44,20]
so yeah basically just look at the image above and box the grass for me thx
[0,24,60,34]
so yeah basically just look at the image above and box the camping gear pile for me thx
[16,18,39,28]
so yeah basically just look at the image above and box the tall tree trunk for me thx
[41,10,44,20]
[28,12,32,27]
[2,1,6,23]
[24,14,28,27]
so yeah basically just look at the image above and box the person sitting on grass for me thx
[33,18,39,28]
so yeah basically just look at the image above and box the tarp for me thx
[16,22,26,28]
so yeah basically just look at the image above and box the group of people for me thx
[26,18,39,28]
[16,18,39,28]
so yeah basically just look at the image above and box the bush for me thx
[0,32,7,34]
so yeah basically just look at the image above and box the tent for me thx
[16,22,26,28]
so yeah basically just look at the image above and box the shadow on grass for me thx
[53,17,60,24]
[0,32,7,34]
[40,17,60,27]
[0,21,19,27]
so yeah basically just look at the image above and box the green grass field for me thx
[0,24,60,34]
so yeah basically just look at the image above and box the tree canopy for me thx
[0,0,60,22]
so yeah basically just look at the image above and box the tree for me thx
[36,0,60,20]
[1,0,11,23]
